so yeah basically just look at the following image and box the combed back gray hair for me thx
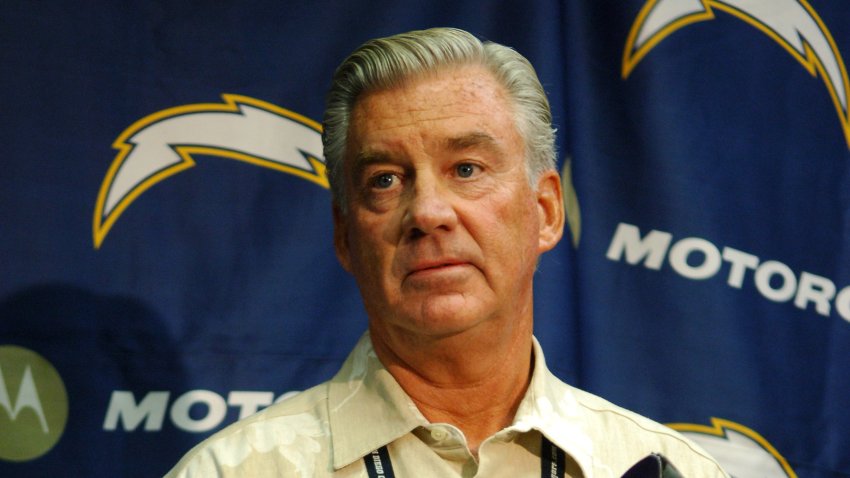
[322,27,556,209]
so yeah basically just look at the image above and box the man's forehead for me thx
[350,75,513,132]
[341,64,524,175]
[352,65,508,116]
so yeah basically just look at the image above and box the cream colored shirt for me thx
[165,334,727,477]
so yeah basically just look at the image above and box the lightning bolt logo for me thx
[668,417,796,477]
[622,0,850,149]
[92,94,327,248]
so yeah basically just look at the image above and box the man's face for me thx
[334,65,562,339]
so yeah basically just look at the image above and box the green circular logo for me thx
[0,345,68,461]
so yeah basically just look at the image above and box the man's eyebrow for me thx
[349,150,394,179]
[349,132,502,173]
[353,151,392,171]
[444,132,502,152]
[353,150,392,165]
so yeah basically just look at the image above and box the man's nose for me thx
[402,175,458,238]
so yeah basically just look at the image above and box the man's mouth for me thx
[408,259,469,277]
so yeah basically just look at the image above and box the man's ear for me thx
[536,169,565,253]
[332,204,352,273]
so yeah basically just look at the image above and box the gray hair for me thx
[322,27,556,210]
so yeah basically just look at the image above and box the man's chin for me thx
[397,298,492,337]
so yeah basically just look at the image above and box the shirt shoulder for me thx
[570,386,728,477]
[163,382,333,478]
[527,338,727,477]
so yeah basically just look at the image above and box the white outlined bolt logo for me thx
[0,346,68,461]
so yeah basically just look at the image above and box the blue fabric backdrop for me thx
[1,1,848,476]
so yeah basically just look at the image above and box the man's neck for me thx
[369,320,534,456]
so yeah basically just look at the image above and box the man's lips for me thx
[406,259,470,277]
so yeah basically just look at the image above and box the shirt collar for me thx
[328,333,428,469]
[510,336,595,475]
[327,333,595,474]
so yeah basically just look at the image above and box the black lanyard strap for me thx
[541,435,567,478]
[363,434,566,477]
[364,446,396,478]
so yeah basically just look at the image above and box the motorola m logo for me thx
[0,346,68,462]
[0,365,48,433]
[104,389,298,433]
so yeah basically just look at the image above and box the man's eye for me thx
[371,173,397,189]
[456,163,476,178]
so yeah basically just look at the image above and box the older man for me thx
[166,28,726,477]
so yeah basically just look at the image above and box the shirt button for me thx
[430,427,449,441]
